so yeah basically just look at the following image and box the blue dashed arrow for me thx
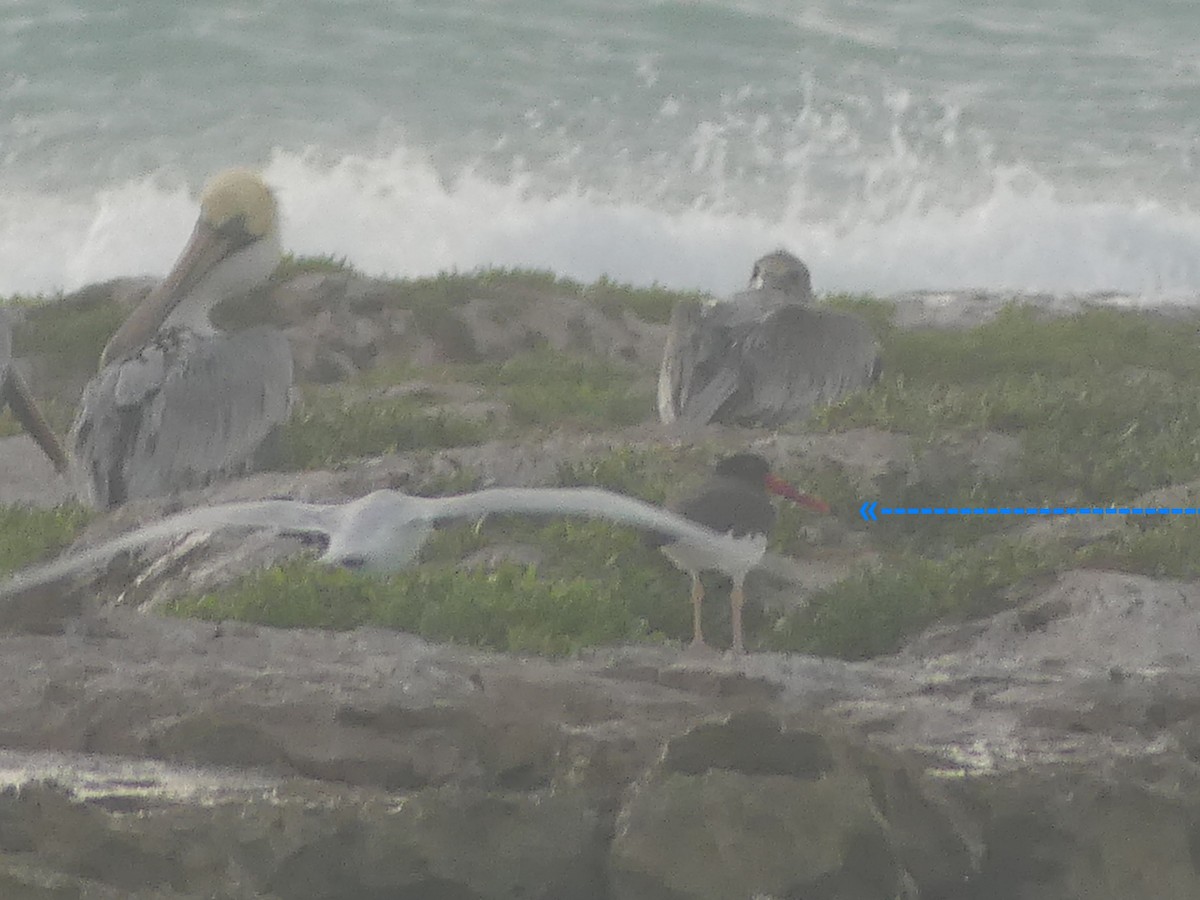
[858,504,1197,521]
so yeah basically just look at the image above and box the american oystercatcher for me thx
[653,452,830,654]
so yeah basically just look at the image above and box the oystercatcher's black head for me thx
[714,452,831,514]
[713,453,773,485]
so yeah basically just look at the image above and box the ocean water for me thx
[3,0,1200,299]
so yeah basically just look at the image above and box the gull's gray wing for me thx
[72,326,293,508]
[421,487,773,582]
[424,486,761,553]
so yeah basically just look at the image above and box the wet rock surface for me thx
[0,569,1197,897]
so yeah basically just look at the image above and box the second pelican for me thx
[70,169,294,508]
[658,250,882,428]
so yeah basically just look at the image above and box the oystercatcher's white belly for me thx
[660,532,768,582]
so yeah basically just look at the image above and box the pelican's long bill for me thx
[99,219,250,368]
[764,473,830,514]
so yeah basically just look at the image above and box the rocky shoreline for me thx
[2,270,1200,897]
[2,568,1199,898]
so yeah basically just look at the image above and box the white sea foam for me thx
[2,147,1200,303]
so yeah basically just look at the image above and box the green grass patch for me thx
[861,462,1023,553]
[168,558,672,657]
[818,305,1200,503]
[584,276,710,325]
[0,504,94,575]
[1079,517,1200,579]
[767,536,1067,659]
[12,300,124,368]
[823,293,898,338]
[556,448,672,504]
[464,349,653,429]
[274,394,488,470]
[274,253,354,279]
[413,267,706,326]
[364,349,657,431]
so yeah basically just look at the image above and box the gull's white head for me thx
[99,168,282,367]
[748,249,813,300]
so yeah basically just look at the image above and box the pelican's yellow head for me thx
[199,168,278,239]
[98,168,282,368]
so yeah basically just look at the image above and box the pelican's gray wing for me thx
[72,326,293,508]
[0,498,343,599]
[0,310,69,471]
[734,305,881,427]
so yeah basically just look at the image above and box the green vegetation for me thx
[584,275,709,325]
[819,306,1200,501]
[274,253,354,279]
[11,298,124,372]
[556,444,706,504]
[466,349,651,429]
[768,537,1066,659]
[823,293,899,338]
[1080,517,1200,580]
[271,346,654,469]
[169,557,677,657]
[0,504,93,575]
[234,300,1200,657]
[274,392,488,470]
[15,258,1200,661]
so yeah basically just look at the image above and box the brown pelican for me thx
[0,484,771,600]
[0,310,69,472]
[649,453,829,654]
[657,249,881,427]
[70,169,293,509]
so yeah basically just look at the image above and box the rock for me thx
[610,711,970,900]
[0,437,76,511]
[0,576,1196,896]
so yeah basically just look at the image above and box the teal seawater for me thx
[2,0,1199,297]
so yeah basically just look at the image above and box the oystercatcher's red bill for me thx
[764,473,831,515]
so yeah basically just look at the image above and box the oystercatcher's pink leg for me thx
[689,574,708,650]
[730,578,746,655]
